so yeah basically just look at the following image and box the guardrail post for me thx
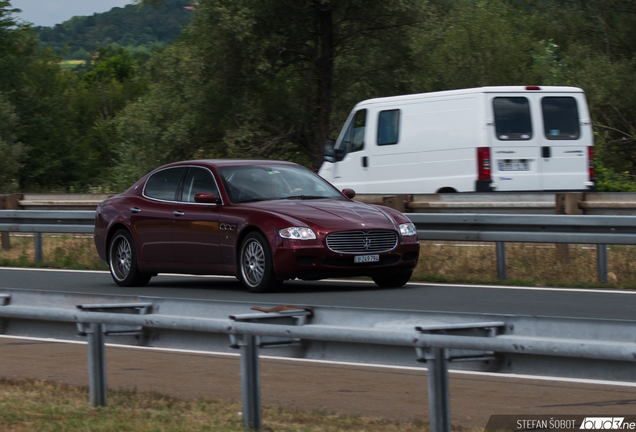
[426,347,451,432]
[86,322,108,407]
[34,233,43,262]
[240,335,261,431]
[496,242,507,279]
[597,244,608,284]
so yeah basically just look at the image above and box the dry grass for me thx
[0,234,106,270]
[0,378,438,432]
[1,235,635,288]
[414,241,636,288]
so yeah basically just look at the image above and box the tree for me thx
[118,0,429,172]
[0,93,25,192]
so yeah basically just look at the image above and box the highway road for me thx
[1,267,635,320]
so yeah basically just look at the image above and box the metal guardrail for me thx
[1,289,636,431]
[0,209,630,282]
[6,192,636,214]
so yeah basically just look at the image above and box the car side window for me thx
[181,167,220,203]
[144,167,187,201]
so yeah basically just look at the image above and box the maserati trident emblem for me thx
[363,238,372,250]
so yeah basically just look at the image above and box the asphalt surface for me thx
[2,267,636,428]
[1,267,636,320]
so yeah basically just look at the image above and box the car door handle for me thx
[173,211,184,217]
[130,207,141,213]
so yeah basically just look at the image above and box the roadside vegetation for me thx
[2,0,636,193]
[1,235,635,289]
[0,378,435,432]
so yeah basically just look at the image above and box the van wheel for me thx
[109,229,152,287]
[372,271,413,288]
[437,187,457,194]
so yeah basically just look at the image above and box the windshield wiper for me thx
[284,195,327,200]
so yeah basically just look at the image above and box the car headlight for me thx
[399,222,417,237]
[279,227,316,240]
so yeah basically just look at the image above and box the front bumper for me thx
[272,239,420,280]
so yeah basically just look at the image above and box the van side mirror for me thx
[324,139,336,162]
[342,188,356,199]
[324,139,345,162]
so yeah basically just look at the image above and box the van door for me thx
[489,95,541,191]
[331,109,369,191]
[535,95,590,190]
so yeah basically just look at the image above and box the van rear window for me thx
[493,97,532,140]
[542,97,580,140]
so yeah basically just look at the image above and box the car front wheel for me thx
[109,229,152,287]
[372,270,413,288]
[239,232,280,293]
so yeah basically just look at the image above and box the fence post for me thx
[34,233,43,262]
[0,194,21,250]
[496,242,507,280]
[239,335,262,431]
[597,244,608,284]
[86,323,108,407]
[426,347,451,432]
[554,193,583,263]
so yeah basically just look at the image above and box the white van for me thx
[318,86,596,193]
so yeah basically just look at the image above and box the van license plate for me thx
[498,161,529,171]
[354,254,380,264]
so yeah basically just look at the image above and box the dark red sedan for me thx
[94,160,420,292]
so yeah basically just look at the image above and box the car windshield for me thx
[218,164,345,204]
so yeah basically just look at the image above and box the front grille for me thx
[326,230,398,254]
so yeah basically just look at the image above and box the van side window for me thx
[377,110,400,145]
[340,109,367,154]
[542,97,580,140]
[493,97,532,140]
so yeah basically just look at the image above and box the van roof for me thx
[355,86,585,108]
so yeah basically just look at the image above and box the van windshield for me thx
[542,97,580,140]
[493,97,532,141]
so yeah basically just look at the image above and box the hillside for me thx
[36,0,192,59]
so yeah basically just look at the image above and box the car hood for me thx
[249,199,398,230]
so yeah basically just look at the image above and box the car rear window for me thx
[542,97,580,140]
[493,97,532,140]
[144,167,186,201]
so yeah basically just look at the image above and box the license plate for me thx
[354,254,380,263]
[498,161,529,171]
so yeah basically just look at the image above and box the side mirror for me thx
[194,193,221,204]
[323,139,337,163]
[342,188,356,199]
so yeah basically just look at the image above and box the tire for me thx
[372,270,413,288]
[108,229,152,287]
[238,232,281,293]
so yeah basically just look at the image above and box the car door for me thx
[134,167,187,264]
[171,167,222,269]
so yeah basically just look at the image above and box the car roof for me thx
[159,159,300,169]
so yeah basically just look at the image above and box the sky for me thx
[10,0,133,27]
